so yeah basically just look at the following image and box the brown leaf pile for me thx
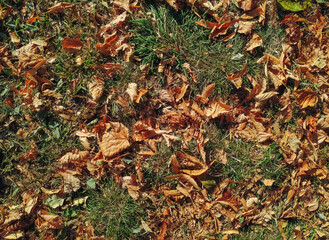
[2,0,329,239]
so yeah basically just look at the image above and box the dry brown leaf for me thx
[125,83,138,101]
[237,21,257,34]
[307,197,319,212]
[133,119,167,141]
[62,37,83,53]
[227,63,247,89]
[18,143,37,163]
[122,176,141,200]
[293,226,303,240]
[48,2,76,14]
[58,150,90,166]
[294,89,318,109]
[9,32,19,45]
[244,32,263,52]
[195,83,215,104]
[237,0,257,11]
[88,75,104,101]
[165,0,181,10]
[35,210,64,230]
[182,62,197,82]
[165,174,201,190]
[204,99,231,118]
[59,170,81,193]
[263,179,275,186]
[158,220,167,240]
[217,148,227,165]
[99,122,131,157]
[285,189,296,204]
[255,91,278,101]
[171,154,181,173]
[3,232,24,239]
[114,0,132,13]
[175,83,188,102]
[314,228,327,238]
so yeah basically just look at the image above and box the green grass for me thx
[204,127,287,187]
[86,178,147,239]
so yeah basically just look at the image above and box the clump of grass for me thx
[204,125,287,187]
[256,143,287,186]
[143,142,176,186]
[87,178,146,239]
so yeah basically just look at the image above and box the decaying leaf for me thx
[263,179,275,186]
[237,21,257,34]
[237,0,257,11]
[227,63,247,88]
[88,75,104,101]
[62,37,83,53]
[294,88,318,109]
[48,2,76,14]
[126,83,138,101]
[195,83,215,104]
[244,32,263,52]
[98,122,131,157]
[9,32,20,45]
[35,210,64,230]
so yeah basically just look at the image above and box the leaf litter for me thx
[1,0,329,239]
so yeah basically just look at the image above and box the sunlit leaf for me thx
[278,0,312,11]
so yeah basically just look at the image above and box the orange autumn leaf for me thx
[195,83,215,104]
[294,88,318,109]
[135,89,148,103]
[5,98,14,108]
[27,16,40,24]
[62,37,83,53]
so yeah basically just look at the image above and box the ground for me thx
[0,0,329,239]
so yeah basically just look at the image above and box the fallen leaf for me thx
[98,122,131,157]
[35,210,64,230]
[135,89,148,103]
[62,37,83,53]
[48,2,76,14]
[237,0,257,11]
[27,16,40,24]
[244,32,263,52]
[88,75,104,101]
[227,63,247,89]
[195,83,215,104]
[237,21,257,34]
[263,179,275,186]
[114,0,132,13]
[9,32,19,45]
[165,0,181,10]
[294,88,318,109]
[59,170,81,193]
[126,83,138,101]
[293,226,303,240]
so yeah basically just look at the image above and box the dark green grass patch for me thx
[87,178,147,239]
